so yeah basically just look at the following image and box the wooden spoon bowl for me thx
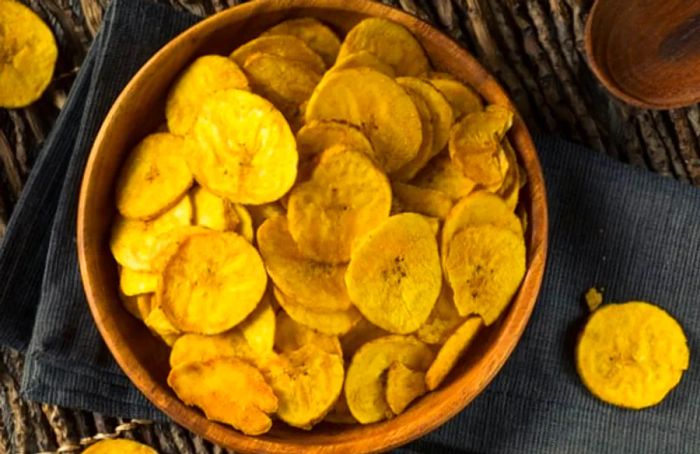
[585,0,700,109]
[77,1,548,452]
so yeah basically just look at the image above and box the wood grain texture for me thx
[1,0,699,452]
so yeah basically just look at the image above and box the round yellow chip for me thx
[429,78,483,119]
[392,182,453,220]
[186,89,298,205]
[82,439,157,454]
[159,231,267,334]
[192,185,240,232]
[170,329,256,369]
[329,50,395,77]
[115,133,193,220]
[262,18,340,67]
[576,302,689,410]
[287,146,391,264]
[273,287,361,336]
[393,84,434,181]
[416,284,464,345]
[412,154,476,202]
[275,311,342,356]
[168,357,278,435]
[110,196,192,271]
[386,362,427,415]
[165,55,249,135]
[444,225,525,323]
[242,53,321,130]
[305,68,422,173]
[144,306,181,346]
[119,267,157,296]
[296,119,374,160]
[425,316,482,390]
[261,344,344,429]
[0,0,57,108]
[258,216,351,311]
[238,295,276,356]
[338,18,429,77]
[346,214,441,334]
[231,34,325,73]
[345,335,434,424]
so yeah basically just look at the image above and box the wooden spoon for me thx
[585,0,700,109]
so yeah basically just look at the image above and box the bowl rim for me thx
[77,1,549,452]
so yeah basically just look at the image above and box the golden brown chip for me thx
[497,138,520,210]
[444,225,525,323]
[242,53,322,130]
[305,68,422,173]
[287,146,391,263]
[338,18,429,76]
[416,284,464,345]
[275,311,342,356]
[144,306,181,346]
[149,225,212,272]
[186,89,298,205]
[169,329,256,369]
[429,78,483,119]
[261,344,344,429]
[392,182,453,220]
[239,295,276,356]
[119,291,153,321]
[257,216,351,311]
[295,119,374,160]
[168,357,278,435]
[231,34,326,74]
[262,18,340,67]
[425,316,482,390]
[0,0,57,108]
[449,105,513,189]
[110,196,192,271]
[159,231,267,334]
[82,439,157,454]
[191,186,240,232]
[119,268,158,296]
[345,335,434,424]
[273,287,361,336]
[386,362,427,414]
[329,50,395,77]
[576,301,689,409]
[165,55,249,135]
[115,133,192,220]
[340,317,389,360]
[411,154,476,201]
[346,214,441,334]
[585,287,604,312]
[392,83,434,181]
[324,393,357,424]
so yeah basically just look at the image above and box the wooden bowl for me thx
[77,1,548,452]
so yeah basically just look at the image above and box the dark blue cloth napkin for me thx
[1,0,700,452]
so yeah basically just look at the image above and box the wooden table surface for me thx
[2,0,700,452]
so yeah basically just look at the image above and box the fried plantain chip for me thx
[115,133,192,220]
[275,311,342,356]
[324,393,357,424]
[232,204,254,243]
[186,89,297,205]
[296,119,374,160]
[242,53,322,130]
[416,284,464,345]
[345,335,434,423]
[191,186,240,232]
[168,357,278,435]
[261,344,344,429]
[497,138,520,210]
[119,291,153,321]
[329,50,395,77]
[273,287,361,336]
[425,316,482,390]
[232,35,326,73]
[392,182,453,220]
[119,267,157,296]
[576,302,689,409]
[110,196,192,271]
[411,154,476,202]
[0,0,58,108]
[340,317,389,360]
[247,202,285,231]
[392,83,435,181]
[144,306,181,346]
[338,18,429,76]
[149,225,212,272]
[82,439,157,454]
[444,225,525,323]
[386,362,427,414]
[287,146,391,263]
[165,55,249,135]
[585,287,604,312]
[257,216,351,311]
[262,18,340,67]
[160,231,267,334]
[428,78,483,119]
[169,329,256,369]
[239,295,276,356]
[305,68,422,173]
[346,214,441,334]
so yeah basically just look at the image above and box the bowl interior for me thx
[78,1,548,452]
